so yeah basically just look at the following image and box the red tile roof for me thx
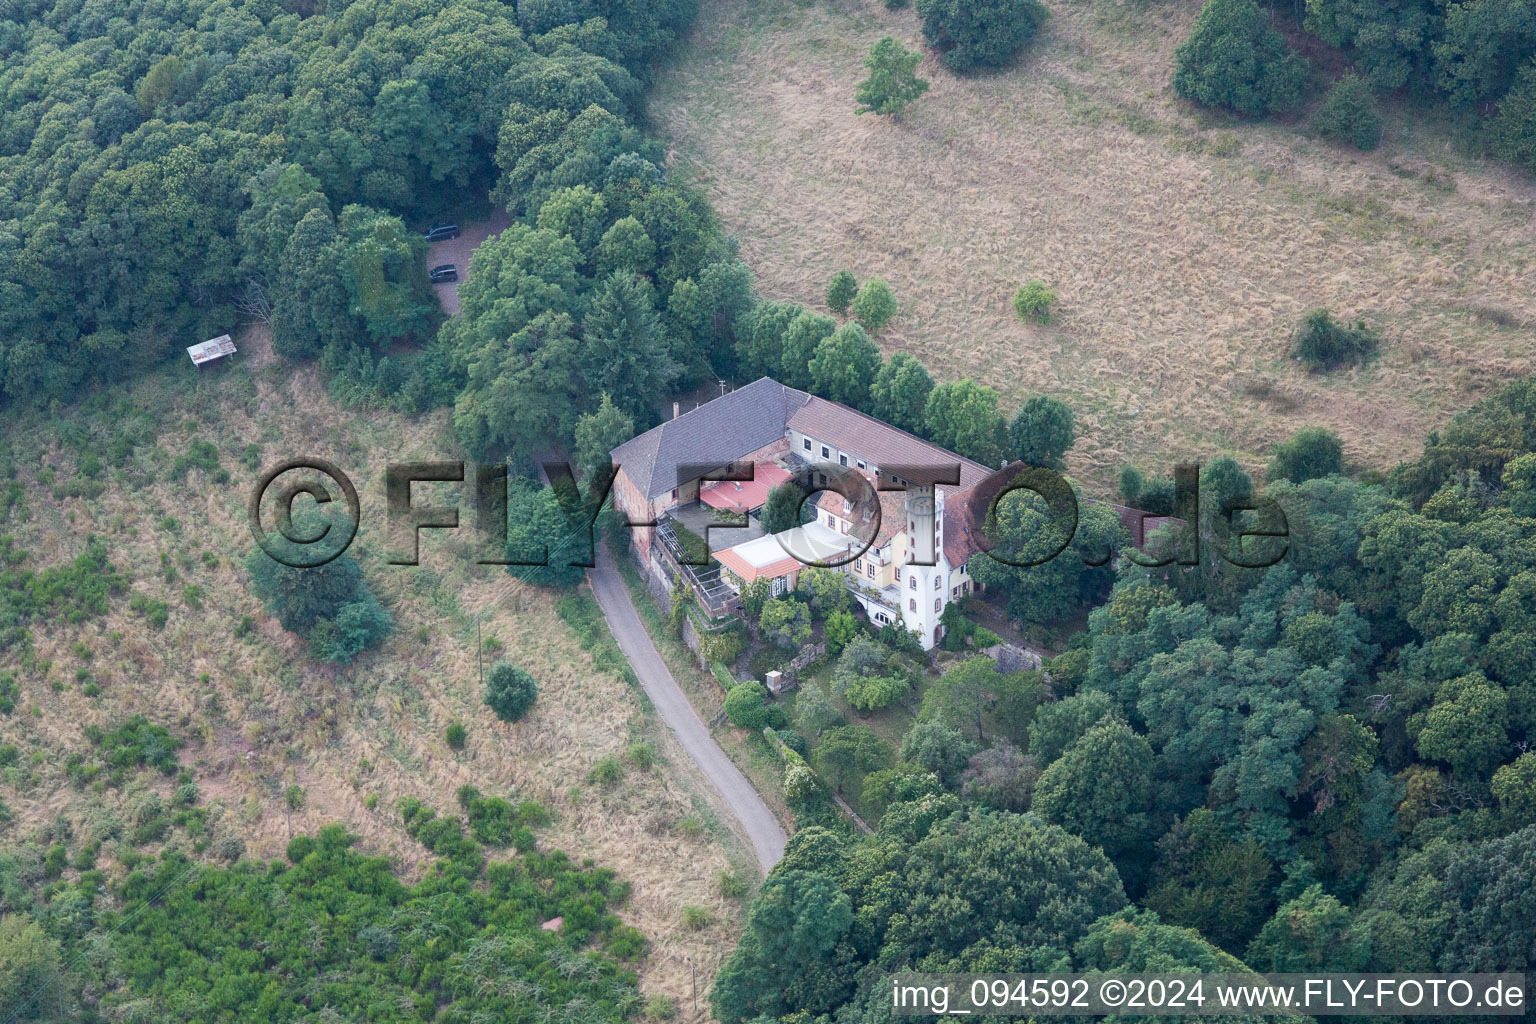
[788,396,996,488]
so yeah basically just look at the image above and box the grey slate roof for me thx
[612,378,812,500]
[611,376,998,502]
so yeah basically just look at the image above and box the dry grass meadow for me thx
[649,0,1536,488]
[0,329,747,1009]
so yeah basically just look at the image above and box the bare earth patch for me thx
[650,0,1536,486]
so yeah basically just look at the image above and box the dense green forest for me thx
[715,377,1536,1023]
[2,0,1535,1017]
[0,0,700,412]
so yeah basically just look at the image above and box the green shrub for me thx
[852,278,898,333]
[591,755,625,786]
[170,439,221,480]
[1490,63,1536,172]
[485,662,538,722]
[646,994,679,1020]
[246,504,392,663]
[1312,74,1383,150]
[626,742,655,770]
[445,722,467,750]
[0,535,126,652]
[681,904,714,929]
[1173,0,1308,116]
[826,270,857,314]
[457,786,518,845]
[1290,309,1379,371]
[1012,280,1056,324]
[717,868,751,899]
[723,681,772,730]
[856,38,930,119]
[916,0,1049,72]
[1270,426,1346,483]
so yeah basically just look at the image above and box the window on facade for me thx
[854,559,861,572]
[909,599,916,612]
[857,461,866,470]
[839,454,847,466]
[934,598,941,613]
[867,564,875,578]
[821,445,829,458]
[909,576,916,590]
[934,577,940,590]
[671,488,677,500]
[803,438,811,451]
[826,513,835,527]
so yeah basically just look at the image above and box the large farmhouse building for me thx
[609,377,1000,650]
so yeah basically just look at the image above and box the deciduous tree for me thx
[855,38,930,118]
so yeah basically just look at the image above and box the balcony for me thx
[846,576,901,618]
[654,506,752,620]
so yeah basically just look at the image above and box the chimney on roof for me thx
[672,402,680,420]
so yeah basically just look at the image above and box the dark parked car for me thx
[424,222,460,242]
[429,264,458,283]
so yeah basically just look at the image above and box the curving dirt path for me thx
[586,546,788,874]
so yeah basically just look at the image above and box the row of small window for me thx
[802,437,876,475]
[909,598,942,613]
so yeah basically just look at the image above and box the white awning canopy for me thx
[187,335,237,365]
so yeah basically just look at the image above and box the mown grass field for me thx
[650,0,1536,488]
[0,328,746,1008]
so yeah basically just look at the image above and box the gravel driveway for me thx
[427,209,512,315]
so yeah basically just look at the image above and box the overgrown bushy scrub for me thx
[1173,0,1309,116]
[1290,309,1380,371]
[245,509,392,663]
[1312,74,1384,150]
[916,0,1050,73]
[1490,63,1536,171]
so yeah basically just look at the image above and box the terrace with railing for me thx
[654,506,750,619]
